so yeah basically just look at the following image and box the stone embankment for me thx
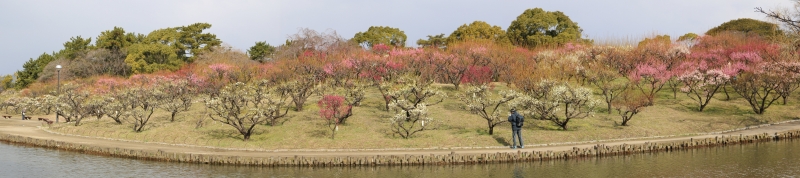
[1,125,799,167]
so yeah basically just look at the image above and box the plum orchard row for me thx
[1,32,799,141]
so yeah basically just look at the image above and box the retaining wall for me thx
[1,130,799,167]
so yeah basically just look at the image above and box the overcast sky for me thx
[0,0,790,75]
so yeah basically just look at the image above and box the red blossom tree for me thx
[318,95,352,139]
[460,65,493,85]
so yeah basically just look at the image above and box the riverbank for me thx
[2,119,800,166]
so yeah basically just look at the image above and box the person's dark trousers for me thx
[512,129,523,148]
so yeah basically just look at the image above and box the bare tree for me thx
[273,28,355,60]
[757,2,800,33]
[612,89,652,126]
[587,65,628,114]
[36,49,130,83]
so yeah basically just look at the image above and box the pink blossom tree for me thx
[771,62,800,105]
[361,57,405,110]
[676,68,730,111]
[731,63,784,114]
[628,61,672,103]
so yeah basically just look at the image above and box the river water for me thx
[1,139,799,177]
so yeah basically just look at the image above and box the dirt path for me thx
[2,119,799,158]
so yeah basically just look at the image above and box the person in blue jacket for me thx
[508,108,524,149]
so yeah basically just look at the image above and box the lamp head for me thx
[56,65,62,69]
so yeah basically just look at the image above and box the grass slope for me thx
[11,83,800,150]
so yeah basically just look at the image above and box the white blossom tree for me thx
[276,76,322,111]
[36,95,58,115]
[120,87,163,132]
[18,96,40,115]
[458,84,519,135]
[385,76,445,138]
[388,103,436,139]
[386,76,447,121]
[56,83,93,126]
[156,79,194,122]
[512,81,599,130]
[205,82,288,140]
[102,96,126,124]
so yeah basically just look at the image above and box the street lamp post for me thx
[56,65,61,123]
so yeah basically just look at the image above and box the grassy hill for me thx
[9,82,799,150]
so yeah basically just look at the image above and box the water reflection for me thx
[1,140,798,177]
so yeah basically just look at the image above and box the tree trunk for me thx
[294,100,304,111]
[557,116,570,130]
[488,121,495,135]
[723,85,730,100]
[699,104,705,112]
[170,111,177,122]
[135,123,143,132]
[621,113,631,126]
[331,125,337,140]
[669,82,678,99]
[243,132,251,141]
[382,95,391,111]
